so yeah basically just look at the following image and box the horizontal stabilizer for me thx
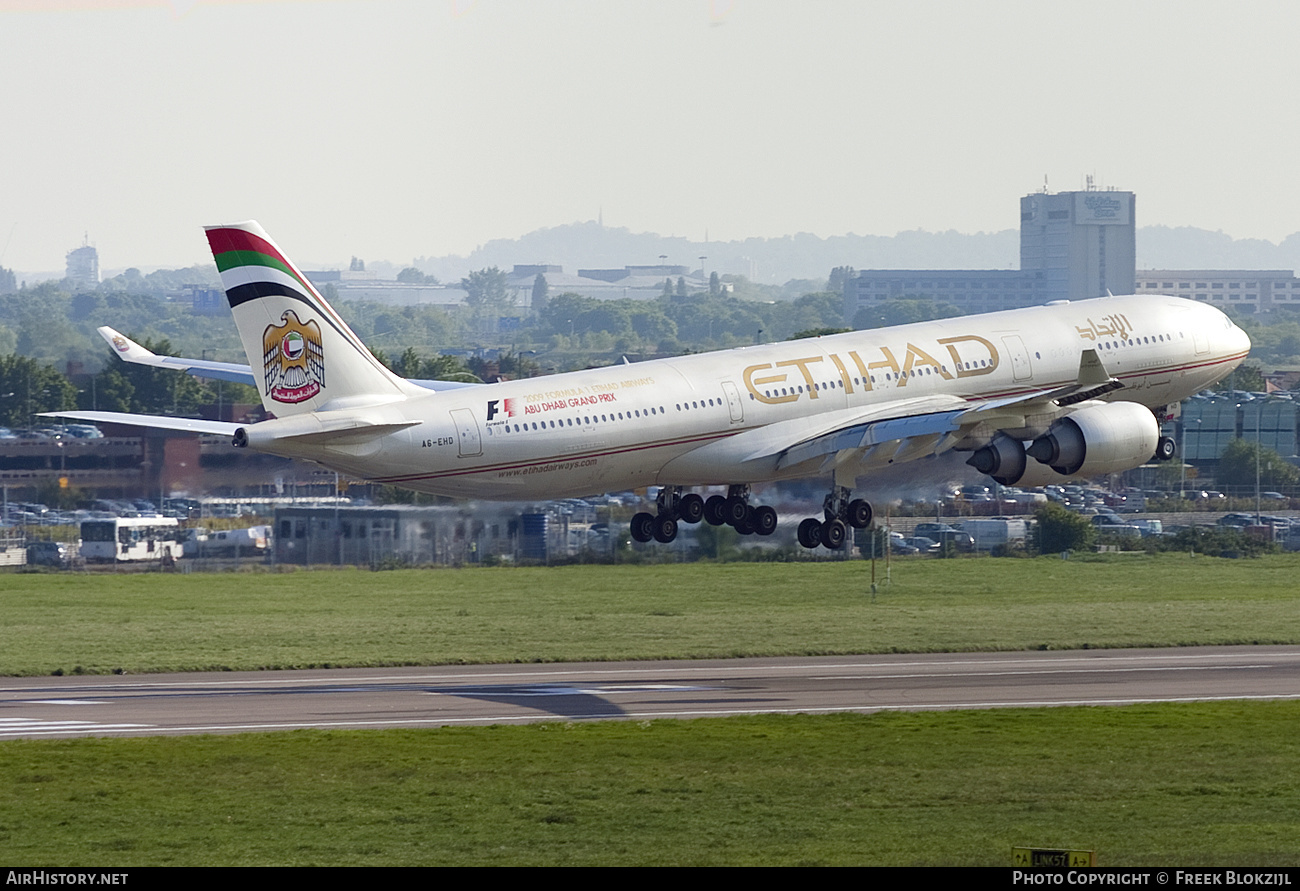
[40,410,241,436]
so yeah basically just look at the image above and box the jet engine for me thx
[965,433,1027,486]
[967,402,1159,485]
[1024,401,1159,477]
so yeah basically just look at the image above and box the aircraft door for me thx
[449,408,483,458]
[1001,335,1033,382]
[721,381,745,425]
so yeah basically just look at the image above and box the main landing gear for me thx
[630,485,778,544]
[797,485,873,551]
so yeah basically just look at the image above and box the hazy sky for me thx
[3,0,1299,273]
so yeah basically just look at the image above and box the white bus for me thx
[80,516,181,563]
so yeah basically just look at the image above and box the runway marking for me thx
[30,699,108,705]
[810,663,1279,681]
[0,716,150,737]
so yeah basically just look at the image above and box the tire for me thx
[652,514,679,544]
[703,495,728,526]
[631,512,655,543]
[725,497,750,527]
[797,517,822,549]
[820,518,847,550]
[847,499,873,529]
[1154,436,1176,462]
[752,505,778,536]
[679,493,705,524]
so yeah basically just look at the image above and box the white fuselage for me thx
[273,295,1249,499]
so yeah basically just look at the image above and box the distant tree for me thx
[0,265,16,295]
[397,267,438,285]
[675,277,687,298]
[460,267,513,312]
[460,267,515,334]
[661,278,674,299]
[421,354,476,381]
[80,366,133,413]
[709,271,720,296]
[497,350,541,380]
[393,347,422,378]
[0,354,76,428]
[69,292,103,321]
[828,266,856,294]
[1212,362,1266,394]
[1215,438,1300,489]
[853,298,963,330]
[85,337,212,416]
[1032,502,1095,554]
[1164,524,1276,557]
[792,327,851,339]
[349,256,365,272]
[531,273,549,313]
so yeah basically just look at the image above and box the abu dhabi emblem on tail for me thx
[263,310,324,404]
[204,222,421,415]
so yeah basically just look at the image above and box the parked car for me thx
[913,523,975,552]
[26,540,70,567]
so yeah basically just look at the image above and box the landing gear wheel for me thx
[820,518,847,550]
[752,505,778,536]
[1154,436,1176,462]
[797,517,823,549]
[847,499,873,529]
[652,514,679,544]
[703,495,728,526]
[725,497,750,527]
[679,493,705,524]
[631,512,655,543]
[735,511,756,535]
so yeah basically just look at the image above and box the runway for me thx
[1,645,1298,740]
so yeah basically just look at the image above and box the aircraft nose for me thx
[1231,322,1252,356]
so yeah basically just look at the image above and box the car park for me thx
[26,540,71,567]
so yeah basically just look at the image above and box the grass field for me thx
[3,553,1300,675]
[4,554,1298,866]
[3,702,1298,866]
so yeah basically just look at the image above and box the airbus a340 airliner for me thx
[51,221,1252,550]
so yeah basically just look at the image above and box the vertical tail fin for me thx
[205,221,420,415]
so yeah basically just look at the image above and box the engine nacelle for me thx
[1025,401,1159,477]
[966,433,1027,486]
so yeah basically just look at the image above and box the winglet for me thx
[98,326,156,362]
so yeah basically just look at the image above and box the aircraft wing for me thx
[96,327,480,391]
[98,327,257,385]
[769,349,1123,475]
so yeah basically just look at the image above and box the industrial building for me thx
[1135,270,1300,314]
[844,185,1136,323]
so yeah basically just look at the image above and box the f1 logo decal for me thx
[486,398,517,421]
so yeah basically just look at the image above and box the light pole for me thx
[1255,402,1262,521]
[1180,417,1201,499]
